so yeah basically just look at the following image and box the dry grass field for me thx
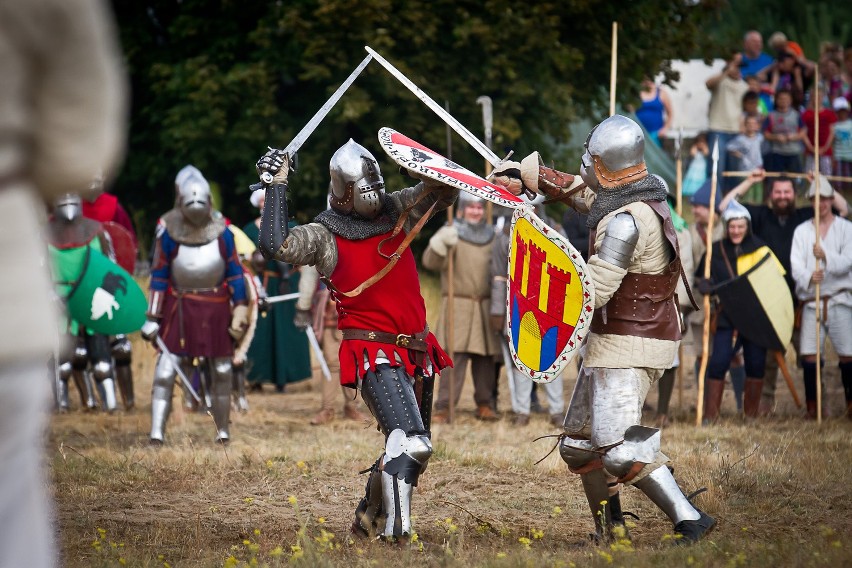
[49,274,852,567]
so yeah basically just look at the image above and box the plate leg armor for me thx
[232,361,249,413]
[352,458,385,538]
[208,357,233,442]
[358,364,432,539]
[634,466,700,525]
[71,339,97,409]
[150,353,190,443]
[112,335,135,409]
[88,334,117,412]
[57,361,72,412]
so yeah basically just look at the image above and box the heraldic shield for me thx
[507,207,594,383]
[52,245,147,335]
[378,127,527,209]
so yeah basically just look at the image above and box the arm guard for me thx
[274,223,338,277]
[596,212,639,269]
[388,182,459,233]
[258,182,289,260]
[296,265,320,311]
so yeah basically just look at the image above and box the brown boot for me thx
[743,378,764,418]
[431,410,449,424]
[703,379,725,424]
[343,404,369,423]
[476,405,499,421]
[806,401,817,420]
[310,408,335,426]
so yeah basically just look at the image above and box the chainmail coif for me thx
[587,175,668,229]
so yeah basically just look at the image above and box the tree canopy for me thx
[112,0,729,252]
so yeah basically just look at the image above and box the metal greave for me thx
[634,466,701,524]
[209,357,233,441]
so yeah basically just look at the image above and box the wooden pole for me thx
[722,171,852,183]
[774,351,802,408]
[675,128,684,217]
[696,140,719,426]
[813,76,822,424]
[609,22,618,117]
[445,101,456,424]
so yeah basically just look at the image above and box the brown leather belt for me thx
[341,327,429,352]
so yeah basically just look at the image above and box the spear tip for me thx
[712,139,719,161]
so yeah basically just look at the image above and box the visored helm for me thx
[580,115,647,191]
[54,193,83,222]
[177,170,212,226]
[328,139,385,219]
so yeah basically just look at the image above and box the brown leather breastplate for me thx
[590,200,683,341]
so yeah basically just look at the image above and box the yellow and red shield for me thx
[507,207,594,382]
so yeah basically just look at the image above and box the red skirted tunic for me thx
[330,229,451,387]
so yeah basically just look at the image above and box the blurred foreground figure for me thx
[0,0,127,565]
[141,169,248,444]
[255,140,456,541]
[493,115,714,544]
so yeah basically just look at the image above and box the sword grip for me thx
[258,182,290,260]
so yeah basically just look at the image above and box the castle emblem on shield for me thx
[507,208,594,383]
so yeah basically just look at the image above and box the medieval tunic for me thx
[150,221,246,357]
[422,224,500,357]
[584,201,679,370]
[242,220,311,387]
[274,184,456,387]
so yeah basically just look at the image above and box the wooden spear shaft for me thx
[609,22,618,117]
[696,140,720,426]
[722,171,852,183]
[813,75,823,424]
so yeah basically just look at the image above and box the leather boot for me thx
[743,378,763,418]
[703,379,725,423]
[806,400,818,420]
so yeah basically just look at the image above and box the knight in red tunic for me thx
[255,140,457,541]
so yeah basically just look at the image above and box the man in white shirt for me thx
[790,176,852,419]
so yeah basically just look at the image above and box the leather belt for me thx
[341,327,429,352]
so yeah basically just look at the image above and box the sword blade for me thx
[305,324,332,382]
[366,46,501,166]
[155,335,202,403]
[263,292,300,305]
[282,54,373,158]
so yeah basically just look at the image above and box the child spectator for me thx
[770,53,804,108]
[683,132,709,197]
[802,93,837,176]
[728,115,765,202]
[763,88,805,175]
[744,76,772,117]
[827,97,852,193]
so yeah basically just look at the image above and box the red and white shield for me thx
[506,207,594,383]
[378,127,527,209]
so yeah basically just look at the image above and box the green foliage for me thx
[111,0,723,245]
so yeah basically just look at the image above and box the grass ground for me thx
[50,275,852,567]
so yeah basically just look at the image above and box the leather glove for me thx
[293,309,312,331]
[429,225,459,256]
[256,148,290,185]
[695,278,714,295]
[229,305,249,340]
[140,320,160,342]
[491,160,525,196]
[490,314,505,334]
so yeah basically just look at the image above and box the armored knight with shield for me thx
[494,115,715,544]
[255,139,456,541]
[49,193,120,413]
[141,168,248,444]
